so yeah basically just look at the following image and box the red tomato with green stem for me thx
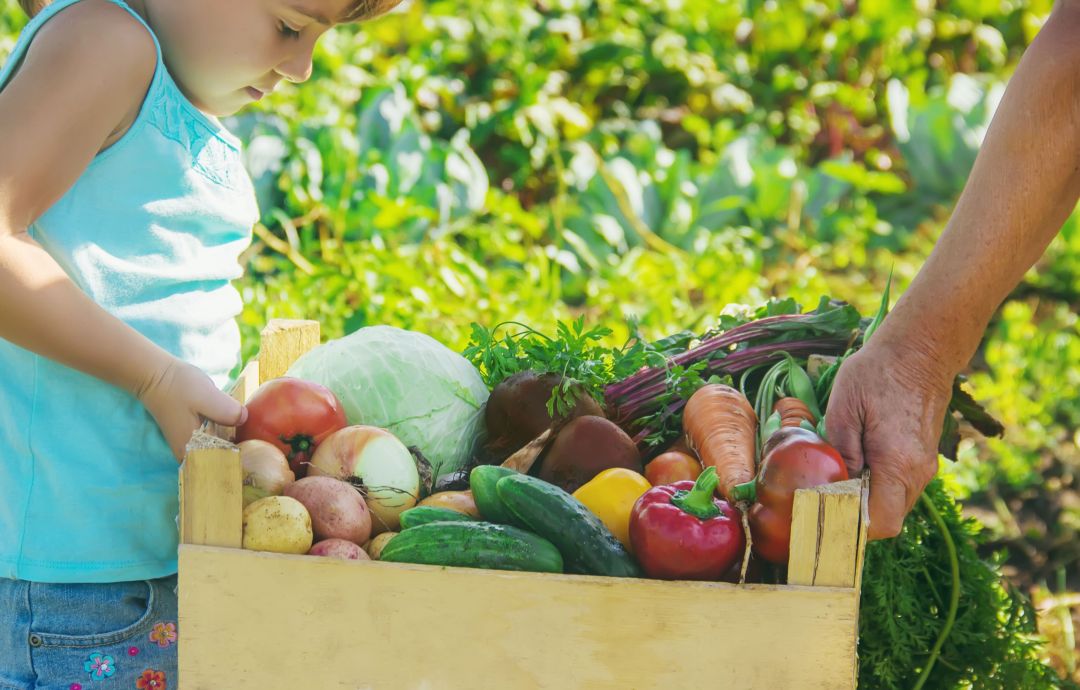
[235,377,348,477]
[731,426,849,564]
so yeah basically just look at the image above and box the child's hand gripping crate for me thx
[178,319,871,690]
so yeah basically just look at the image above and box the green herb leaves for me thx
[463,316,659,418]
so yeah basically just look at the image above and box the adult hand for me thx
[824,337,954,540]
[136,356,248,461]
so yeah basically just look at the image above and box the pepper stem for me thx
[731,480,756,503]
[670,466,722,520]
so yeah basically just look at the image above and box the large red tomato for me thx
[235,377,348,477]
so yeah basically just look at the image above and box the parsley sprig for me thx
[462,316,668,418]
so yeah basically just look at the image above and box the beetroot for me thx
[538,415,642,493]
[483,371,604,462]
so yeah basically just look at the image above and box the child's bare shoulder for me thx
[17,0,156,102]
[0,1,159,223]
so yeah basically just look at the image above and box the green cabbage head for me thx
[286,326,488,478]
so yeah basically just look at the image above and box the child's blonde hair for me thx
[18,0,46,16]
[19,0,403,22]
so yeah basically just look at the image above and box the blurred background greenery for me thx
[2,0,1078,683]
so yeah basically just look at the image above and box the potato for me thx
[364,531,397,560]
[242,496,313,554]
[283,476,372,546]
[309,538,370,560]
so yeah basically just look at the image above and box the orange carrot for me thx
[682,383,758,502]
[773,396,816,429]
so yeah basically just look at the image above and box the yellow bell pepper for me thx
[572,468,652,551]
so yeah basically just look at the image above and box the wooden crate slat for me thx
[177,317,870,688]
[179,545,859,690]
[257,319,320,384]
[179,440,243,548]
[229,360,261,404]
[787,478,862,588]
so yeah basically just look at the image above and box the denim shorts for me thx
[0,575,178,690]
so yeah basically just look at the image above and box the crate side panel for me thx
[179,545,858,690]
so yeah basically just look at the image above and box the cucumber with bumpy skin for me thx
[398,506,476,530]
[379,521,563,573]
[495,473,641,577]
[469,465,521,525]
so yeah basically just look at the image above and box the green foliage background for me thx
[231,0,1076,595]
[2,0,1078,684]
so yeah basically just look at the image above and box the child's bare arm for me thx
[0,2,246,458]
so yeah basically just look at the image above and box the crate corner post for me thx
[256,319,320,383]
[786,476,868,690]
[179,437,243,548]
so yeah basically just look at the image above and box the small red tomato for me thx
[235,377,348,478]
[645,451,702,486]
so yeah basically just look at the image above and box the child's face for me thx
[144,0,357,116]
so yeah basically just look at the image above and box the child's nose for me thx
[277,51,314,84]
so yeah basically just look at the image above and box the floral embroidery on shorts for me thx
[148,622,177,648]
[136,669,167,689]
[84,652,117,679]
[128,646,141,657]
[69,683,83,690]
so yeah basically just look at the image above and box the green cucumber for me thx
[398,506,475,530]
[495,473,641,578]
[469,465,521,525]
[379,521,563,574]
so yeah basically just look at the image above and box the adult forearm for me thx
[0,230,171,397]
[876,2,1080,380]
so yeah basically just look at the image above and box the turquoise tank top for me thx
[0,0,257,582]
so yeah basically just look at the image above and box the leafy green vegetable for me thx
[462,315,661,417]
[859,479,1079,690]
[950,378,1006,440]
[607,298,861,447]
[862,265,894,346]
[286,325,489,478]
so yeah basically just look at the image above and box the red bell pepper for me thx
[731,426,849,565]
[629,467,745,581]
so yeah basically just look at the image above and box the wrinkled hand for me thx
[136,357,248,461]
[824,339,954,540]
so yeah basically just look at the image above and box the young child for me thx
[0,0,397,686]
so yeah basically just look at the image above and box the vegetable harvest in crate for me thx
[223,295,1070,689]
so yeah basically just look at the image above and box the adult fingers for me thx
[824,372,866,478]
[862,436,939,540]
[864,462,912,540]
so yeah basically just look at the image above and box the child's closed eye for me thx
[278,21,302,39]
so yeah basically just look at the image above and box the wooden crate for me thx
[178,320,871,689]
